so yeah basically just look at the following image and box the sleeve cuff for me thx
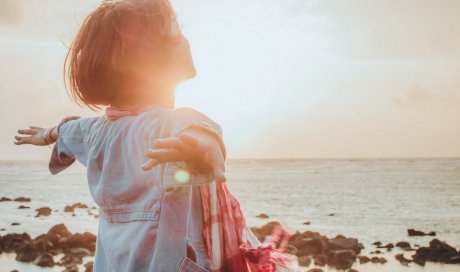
[48,144,76,175]
[48,120,77,175]
[163,160,216,191]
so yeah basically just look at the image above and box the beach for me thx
[0,159,459,271]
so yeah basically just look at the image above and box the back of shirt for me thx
[49,106,224,271]
[49,106,223,221]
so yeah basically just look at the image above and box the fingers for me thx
[17,129,39,136]
[142,148,192,171]
[141,159,159,171]
[178,132,201,149]
[14,136,23,145]
[153,137,193,153]
[15,126,43,145]
[145,149,183,163]
[180,130,226,182]
[143,135,203,171]
[14,135,29,145]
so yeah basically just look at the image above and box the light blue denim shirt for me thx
[49,106,223,272]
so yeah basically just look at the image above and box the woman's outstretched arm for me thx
[14,116,80,146]
[15,125,57,146]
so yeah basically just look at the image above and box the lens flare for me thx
[174,169,190,184]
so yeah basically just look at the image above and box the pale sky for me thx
[1,0,459,160]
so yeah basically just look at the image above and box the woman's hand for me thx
[15,126,49,146]
[143,129,226,183]
[14,116,80,146]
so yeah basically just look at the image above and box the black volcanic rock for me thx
[357,255,370,264]
[396,241,413,250]
[307,269,323,272]
[297,255,312,266]
[396,241,410,247]
[256,213,269,218]
[14,197,31,202]
[412,239,460,266]
[85,261,94,272]
[293,237,327,256]
[407,229,436,236]
[64,202,89,213]
[0,233,31,253]
[35,252,55,267]
[395,253,412,265]
[314,254,327,266]
[327,237,363,254]
[251,222,366,270]
[0,224,97,270]
[15,242,40,263]
[35,207,52,217]
[326,249,356,269]
[370,256,387,264]
[48,223,72,239]
[376,243,394,250]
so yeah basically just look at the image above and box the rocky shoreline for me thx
[1,197,460,272]
[1,224,95,272]
[250,221,460,271]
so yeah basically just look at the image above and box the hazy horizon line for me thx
[1,156,459,162]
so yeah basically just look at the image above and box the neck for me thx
[143,87,176,109]
[111,83,176,110]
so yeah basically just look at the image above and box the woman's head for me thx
[65,0,195,110]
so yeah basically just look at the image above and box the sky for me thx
[1,0,459,160]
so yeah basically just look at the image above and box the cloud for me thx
[0,0,23,26]
[393,85,460,110]
[307,0,460,60]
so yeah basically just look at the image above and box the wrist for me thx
[50,126,58,142]
[183,122,227,161]
[184,157,213,175]
[43,126,58,145]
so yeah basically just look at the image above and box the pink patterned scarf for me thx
[200,181,298,272]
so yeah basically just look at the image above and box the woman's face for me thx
[168,20,196,82]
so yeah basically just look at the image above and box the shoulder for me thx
[57,116,101,137]
[161,107,222,137]
[168,107,218,124]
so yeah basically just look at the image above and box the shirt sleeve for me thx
[157,107,225,191]
[49,117,97,175]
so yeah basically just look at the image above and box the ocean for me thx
[0,159,459,272]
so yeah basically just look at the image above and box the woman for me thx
[15,0,246,271]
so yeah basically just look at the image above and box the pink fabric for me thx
[105,106,143,120]
[200,182,251,271]
[200,182,298,272]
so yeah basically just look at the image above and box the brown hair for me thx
[64,0,179,110]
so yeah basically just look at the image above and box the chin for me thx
[184,66,197,80]
[189,66,197,78]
